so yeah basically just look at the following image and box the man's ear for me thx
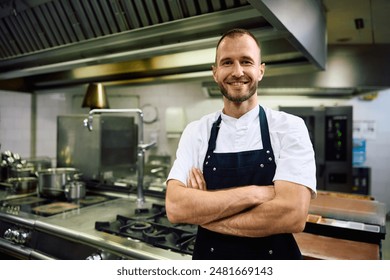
[258,63,266,81]
[212,65,218,82]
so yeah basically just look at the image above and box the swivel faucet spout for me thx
[83,108,154,207]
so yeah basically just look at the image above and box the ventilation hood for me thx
[0,0,326,92]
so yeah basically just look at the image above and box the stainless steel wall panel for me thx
[57,115,138,181]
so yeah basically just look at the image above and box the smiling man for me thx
[165,28,316,260]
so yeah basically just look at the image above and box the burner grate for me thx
[95,204,197,255]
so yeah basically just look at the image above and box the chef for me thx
[165,28,316,260]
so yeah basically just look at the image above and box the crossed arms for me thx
[165,168,312,238]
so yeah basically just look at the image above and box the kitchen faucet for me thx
[84,108,156,208]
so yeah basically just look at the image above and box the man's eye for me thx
[242,60,252,65]
[222,61,232,65]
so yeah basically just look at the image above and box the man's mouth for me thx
[227,80,249,86]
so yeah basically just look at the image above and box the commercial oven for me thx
[279,106,353,193]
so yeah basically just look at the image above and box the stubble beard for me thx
[218,81,258,103]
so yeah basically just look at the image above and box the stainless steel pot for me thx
[64,181,86,201]
[10,166,34,178]
[0,177,38,194]
[36,168,81,198]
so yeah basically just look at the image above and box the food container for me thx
[36,168,81,198]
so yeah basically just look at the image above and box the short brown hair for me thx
[216,28,260,50]
[215,28,261,65]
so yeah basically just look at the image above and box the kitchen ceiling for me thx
[0,0,389,95]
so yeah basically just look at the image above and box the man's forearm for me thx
[165,180,275,225]
[202,182,312,237]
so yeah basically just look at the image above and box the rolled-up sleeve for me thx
[272,115,317,198]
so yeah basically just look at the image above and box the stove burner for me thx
[95,205,197,255]
[128,221,152,231]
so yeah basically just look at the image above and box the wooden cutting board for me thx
[32,202,79,215]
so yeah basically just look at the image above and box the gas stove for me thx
[0,187,193,260]
[95,204,197,255]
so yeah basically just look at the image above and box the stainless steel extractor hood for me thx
[0,0,326,91]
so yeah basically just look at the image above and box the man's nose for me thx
[231,62,244,77]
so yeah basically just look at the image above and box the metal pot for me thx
[10,166,34,178]
[36,168,81,198]
[64,181,86,201]
[0,177,38,194]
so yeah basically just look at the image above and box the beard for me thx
[218,79,258,103]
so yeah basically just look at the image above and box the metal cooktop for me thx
[95,203,197,255]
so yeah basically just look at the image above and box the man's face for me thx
[212,34,265,103]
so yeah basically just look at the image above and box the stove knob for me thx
[86,252,103,260]
[15,230,31,244]
[3,228,31,244]
[4,228,14,241]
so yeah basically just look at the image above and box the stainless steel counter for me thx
[37,194,191,260]
[0,189,191,260]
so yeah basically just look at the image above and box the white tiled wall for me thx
[0,90,32,157]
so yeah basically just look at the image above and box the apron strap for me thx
[259,105,273,152]
[206,114,222,153]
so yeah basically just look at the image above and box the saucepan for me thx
[36,168,81,198]
[64,181,86,201]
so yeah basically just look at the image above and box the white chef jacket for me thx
[167,105,317,197]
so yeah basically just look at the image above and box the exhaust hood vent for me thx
[0,0,326,91]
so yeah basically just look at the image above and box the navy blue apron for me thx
[192,106,302,260]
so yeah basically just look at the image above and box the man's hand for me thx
[187,167,207,190]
